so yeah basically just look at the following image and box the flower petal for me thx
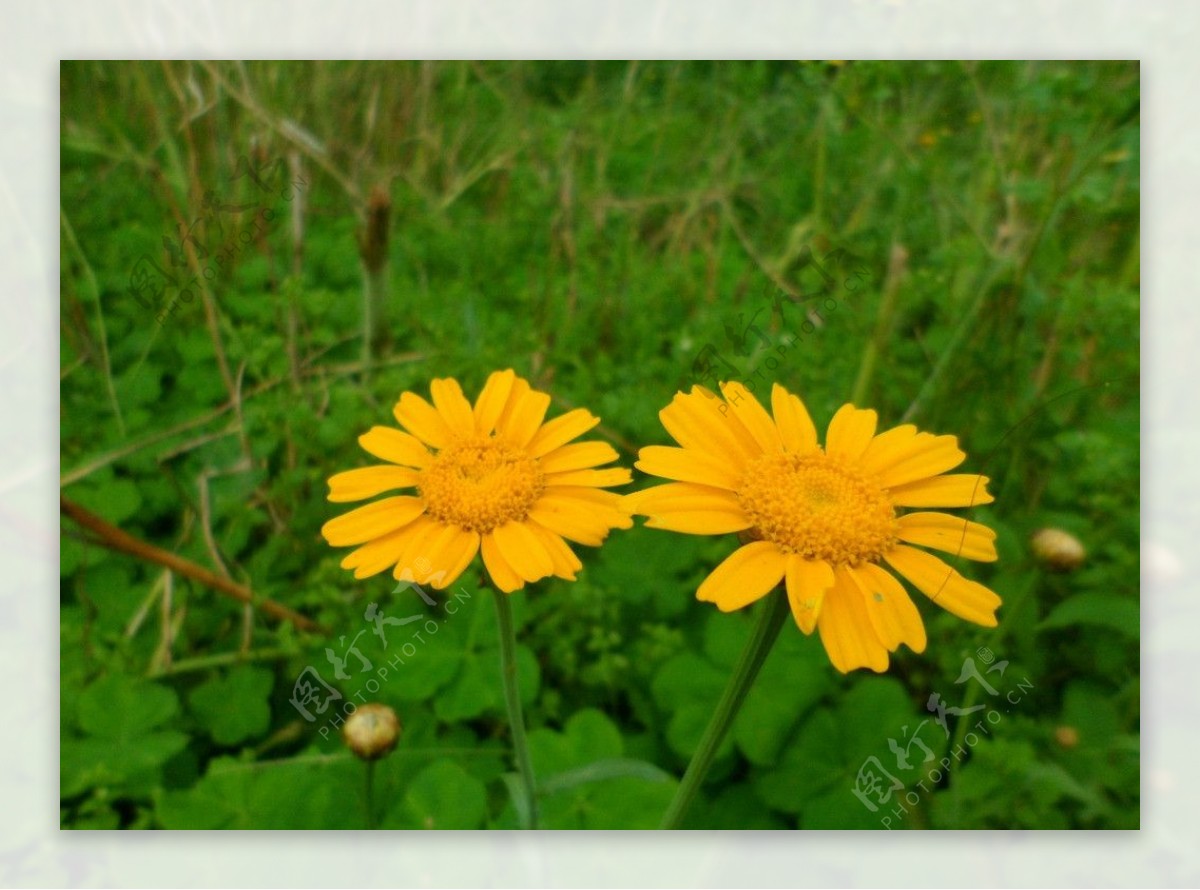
[420,523,480,590]
[771,384,819,453]
[528,488,630,546]
[430,377,475,437]
[660,387,761,463]
[473,369,516,436]
[526,522,583,581]
[481,532,524,592]
[327,466,421,503]
[719,381,783,453]
[623,482,751,535]
[340,526,416,579]
[492,520,555,583]
[817,572,890,673]
[697,541,787,612]
[527,408,601,457]
[883,544,1001,626]
[390,516,445,581]
[896,512,998,562]
[635,445,743,490]
[545,467,632,488]
[877,434,965,488]
[393,392,454,448]
[859,423,920,475]
[498,379,552,448]
[358,426,432,468]
[321,497,425,547]
[888,474,994,508]
[785,555,835,634]
[538,441,620,474]
[847,562,927,654]
[825,404,878,459]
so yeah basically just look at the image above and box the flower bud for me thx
[1031,528,1086,572]
[343,703,401,761]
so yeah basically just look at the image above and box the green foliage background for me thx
[60,60,1139,830]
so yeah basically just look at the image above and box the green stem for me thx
[493,588,539,829]
[363,759,377,829]
[660,588,790,830]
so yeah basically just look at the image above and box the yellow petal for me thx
[481,532,524,592]
[623,482,751,534]
[545,467,632,488]
[528,488,630,546]
[888,474,994,507]
[825,404,878,459]
[635,445,743,490]
[526,522,583,581]
[785,555,835,634]
[390,516,445,581]
[896,512,998,562]
[859,423,920,474]
[847,562,927,654]
[538,441,620,474]
[393,392,453,448]
[492,520,555,583]
[321,497,425,547]
[473,369,516,435]
[660,388,760,464]
[430,377,475,436]
[719,381,783,453]
[420,523,480,590]
[697,541,787,612]
[883,545,1001,626]
[340,526,415,579]
[817,573,890,673]
[358,426,432,468]
[327,465,421,503]
[498,380,551,448]
[771,384,819,453]
[527,408,601,457]
[877,434,965,488]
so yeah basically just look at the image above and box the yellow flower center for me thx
[736,450,896,565]
[418,436,544,533]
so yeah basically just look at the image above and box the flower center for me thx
[418,436,544,533]
[736,450,896,565]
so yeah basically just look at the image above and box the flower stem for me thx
[660,588,790,829]
[363,759,377,829]
[493,588,539,829]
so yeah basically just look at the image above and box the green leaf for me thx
[77,675,179,739]
[188,666,275,746]
[1040,593,1139,637]
[400,760,487,829]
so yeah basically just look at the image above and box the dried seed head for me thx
[343,703,401,761]
[1031,528,1086,572]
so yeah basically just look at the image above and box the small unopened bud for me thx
[1031,528,1086,572]
[1054,725,1080,749]
[343,703,401,761]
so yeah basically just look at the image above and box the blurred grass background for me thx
[59,60,1139,829]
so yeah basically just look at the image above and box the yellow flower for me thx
[322,371,632,592]
[624,382,1001,673]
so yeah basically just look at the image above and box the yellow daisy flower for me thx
[321,370,632,592]
[624,382,1001,673]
